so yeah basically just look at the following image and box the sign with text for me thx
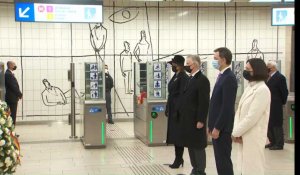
[14,0,103,23]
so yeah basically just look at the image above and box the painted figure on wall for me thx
[120,41,138,94]
[247,39,264,60]
[41,79,67,106]
[89,23,107,62]
[133,30,151,62]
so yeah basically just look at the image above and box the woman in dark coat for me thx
[165,55,188,168]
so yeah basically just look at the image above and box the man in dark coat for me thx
[208,47,237,175]
[266,60,288,150]
[165,55,188,169]
[177,55,210,175]
[5,61,22,125]
[105,64,114,124]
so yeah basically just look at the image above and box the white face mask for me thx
[105,69,108,73]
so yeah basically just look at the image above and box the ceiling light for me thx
[249,0,281,2]
[184,0,231,1]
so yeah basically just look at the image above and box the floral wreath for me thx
[0,101,21,174]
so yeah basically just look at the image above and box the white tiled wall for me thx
[0,2,287,121]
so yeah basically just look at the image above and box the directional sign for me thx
[14,2,103,23]
[15,3,35,22]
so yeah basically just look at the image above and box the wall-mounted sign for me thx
[89,107,102,113]
[14,0,103,23]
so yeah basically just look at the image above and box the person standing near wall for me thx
[5,61,22,126]
[105,65,114,124]
[165,55,188,169]
[208,47,237,175]
[177,55,210,175]
[265,60,288,150]
[232,58,271,175]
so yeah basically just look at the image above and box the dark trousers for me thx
[105,91,113,122]
[7,102,17,125]
[267,126,284,147]
[212,132,234,175]
[188,147,206,175]
[174,145,184,160]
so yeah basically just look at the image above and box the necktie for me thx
[185,75,193,90]
[216,73,221,83]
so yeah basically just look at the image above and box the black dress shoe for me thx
[265,143,273,148]
[108,121,114,124]
[169,159,184,169]
[269,146,283,150]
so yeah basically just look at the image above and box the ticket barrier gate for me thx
[134,62,169,146]
[81,62,107,148]
[284,93,294,143]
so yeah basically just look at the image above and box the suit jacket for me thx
[5,69,22,104]
[166,71,188,144]
[266,71,288,126]
[177,71,210,149]
[232,81,270,175]
[105,73,114,92]
[208,68,238,133]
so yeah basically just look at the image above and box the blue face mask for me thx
[212,60,220,70]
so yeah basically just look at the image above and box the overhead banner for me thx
[14,0,103,23]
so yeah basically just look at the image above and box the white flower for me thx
[0,139,5,146]
[11,166,16,171]
[4,128,10,134]
[0,162,4,167]
[7,118,12,127]
[0,118,5,125]
[5,157,12,167]
[6,150,11,155]
[0,129,3,135]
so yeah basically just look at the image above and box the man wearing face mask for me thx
[105,64,114,124]
[5,61,22,126]
[177,55,210,175]
[265,60,288,150]
[208,47,237,175]
[165,55,188,169]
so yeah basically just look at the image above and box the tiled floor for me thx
[14,122,294,175]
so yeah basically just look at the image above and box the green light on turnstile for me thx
[102,122,105,144]
[291,104,295,111]
[150,120,153,143]
[289,117,293,139]
[151,112,158,119]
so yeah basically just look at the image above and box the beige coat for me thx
[232,81,271,175]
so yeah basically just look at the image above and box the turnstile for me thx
[284,93,294,143]
[134,62,169,146]
[81,62,107,148]
[82,101,106,148]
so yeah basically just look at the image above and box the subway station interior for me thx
[0,0,295,174]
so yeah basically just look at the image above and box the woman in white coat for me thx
[232,58,271,175]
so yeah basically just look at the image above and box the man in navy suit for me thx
[5,61,22,125]
[265,60,288,150]
[208,47,237,175]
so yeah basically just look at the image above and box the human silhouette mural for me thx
[41,79,67,106]
[89,23,107,62]
[246,39,264,60]
[133,30,151,62]
[120,41,140,94]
